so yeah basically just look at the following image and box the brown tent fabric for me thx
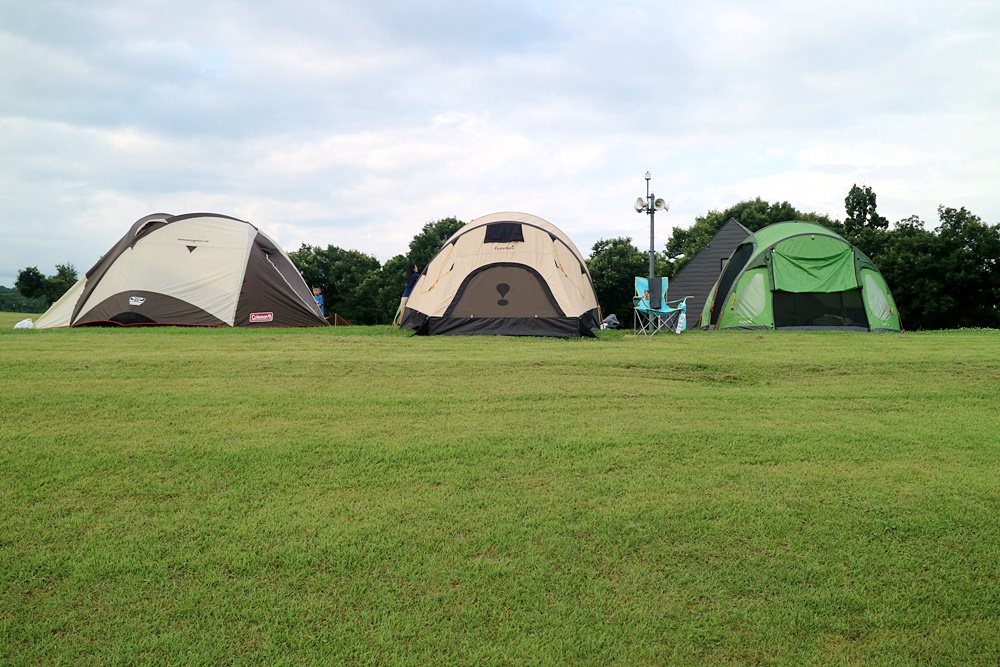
[35,213,327,328]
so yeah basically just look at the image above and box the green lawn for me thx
[2,315,999,665]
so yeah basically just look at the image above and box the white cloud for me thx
[2,0,999,289]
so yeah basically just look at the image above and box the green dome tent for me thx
[700,221,901,331]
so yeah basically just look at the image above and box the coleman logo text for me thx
[249,312,274,323]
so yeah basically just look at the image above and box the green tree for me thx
[586,237,667,325]
[844,184,888,236]
[874,216,944,329]
[0,285,47,312]
[665,198,839,274]
[322,247,381,324]
[15,267,46,300]
[15,264,78,306]
[289,217,465,326]
[407,217,464,270]
[288,245,382,324]
[934,206,1000,328]
[45,264,78,304]
[288,244,328,295]
[875,207,1000,330]
[365,254,410,324]
[842,185,891,264]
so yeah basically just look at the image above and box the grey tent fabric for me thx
[668,219,752,330]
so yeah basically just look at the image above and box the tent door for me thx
[444,263,563,318]
[772,289,870,329]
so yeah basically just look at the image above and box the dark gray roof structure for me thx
[669,219,752,329]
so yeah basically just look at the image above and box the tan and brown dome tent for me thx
[35,213,327,328]
[399,212,601,337]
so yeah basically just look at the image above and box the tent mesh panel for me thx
[772,289,869,329]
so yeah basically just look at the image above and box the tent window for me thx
[863,272,891,322]
[484,223,524,243]
[732,271,766,320]
[773,289,869,328]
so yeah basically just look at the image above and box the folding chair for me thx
[633,277,691,335]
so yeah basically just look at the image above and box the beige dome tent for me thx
[399,212,601,337]
[35,213,327,328]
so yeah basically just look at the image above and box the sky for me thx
[2,0,999,287]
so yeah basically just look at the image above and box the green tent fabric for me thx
[771,235,857,293]
[699,221,901,331]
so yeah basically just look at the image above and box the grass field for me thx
[2,312,999,665]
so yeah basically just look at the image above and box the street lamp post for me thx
[633,171,668,280]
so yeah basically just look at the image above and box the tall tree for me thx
[288,244,327,294]
[45,264,79,304]
[873,216,944,329]
[844,184,888,236]
[366,254,411,324]
[587,237,667,324]
[934,206,1000,328]
[15,267,46,301]
[407,217,464,269]
[288,245,382,324]
[875,207,1000,330]
[327,248,381,323]
[15,264,78,305]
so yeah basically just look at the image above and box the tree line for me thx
[0,285,48,313]
[13,186,999,330]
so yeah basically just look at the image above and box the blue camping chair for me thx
[633,277,690,335]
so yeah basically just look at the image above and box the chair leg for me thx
[660,311,679,334]
[634,309,653,335]
[637,310,681,335]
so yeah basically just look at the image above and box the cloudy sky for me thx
[2,0,998,287]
